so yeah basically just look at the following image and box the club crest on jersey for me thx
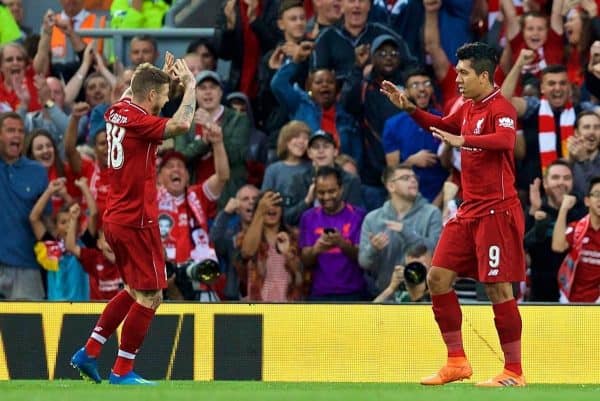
[473,118,485,135]
[498,116,515,129]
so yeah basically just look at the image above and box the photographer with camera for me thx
[157,122,230,301]
[373,244,431,303]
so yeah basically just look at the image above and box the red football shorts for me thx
[103,222,167,290]
[432,205,526,282]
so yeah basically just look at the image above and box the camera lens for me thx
[403,262,427,285]
[186,259,220,283]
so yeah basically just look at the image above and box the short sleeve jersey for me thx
[103,98,168,227]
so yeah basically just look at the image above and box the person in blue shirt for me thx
[0,112,48,299]
[382,67,449,205]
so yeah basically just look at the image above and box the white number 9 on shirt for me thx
[106,122,126,169]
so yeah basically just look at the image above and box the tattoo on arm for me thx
[165,86,196,138]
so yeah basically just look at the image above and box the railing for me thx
[75,28,216,64]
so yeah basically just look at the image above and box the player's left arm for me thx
[461,113,516,151]
[164,60,196,138]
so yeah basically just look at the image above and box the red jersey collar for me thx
[123,98,148,115]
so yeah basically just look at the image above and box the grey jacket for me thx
[358,196,442,292]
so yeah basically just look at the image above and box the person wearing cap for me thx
[158,123,230,266]
[225,91,268,187]
[175,69,250,210]
[310,0,416,81]
[284,129,363,226]
[340,33,410,211]
[382,66,448,205]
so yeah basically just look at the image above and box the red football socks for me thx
[112,302,156,376]
[85,290,135,358]
[431,291,466,358]
[493,299,523,376]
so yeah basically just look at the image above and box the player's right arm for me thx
[164,60,197,138]
[380,80,461,134]
[552,194,577,252]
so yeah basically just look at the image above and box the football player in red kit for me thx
[71,54,199,385]
[381,42,526,387]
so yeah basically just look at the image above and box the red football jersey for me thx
[103,98,168,228]
[566,224,600,302]
[79,247,123,300]
[412,89,520,217]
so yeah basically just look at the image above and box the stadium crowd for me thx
[1,0,599,303]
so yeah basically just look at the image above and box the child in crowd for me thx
[261,120,311,207]
[29,177,94,300]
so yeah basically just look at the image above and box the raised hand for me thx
[292,41,314,63]
[224,0,237,30]
[355,44,370,68]
[162,51,175,75]
[268,45,286,70]
[71,102,90,118]
[380,80,416,112]
[48,178,66,194]
[13,74,30,108]
[529,177,542,212]
[171,59,195,88]
[276,231,291,255]
[34,74,51,105]
[516,48,535,68]
[69,202,81,219]
[74,176,89,190]
[203,122,224,144]
[194,108,211,126]
[430,126,464,148]
[567,135,586,162]
[257,191,282,216]
[42,9,56,35]
[224,197,240,214]
[560,194,577,211]
[389,265,405,289]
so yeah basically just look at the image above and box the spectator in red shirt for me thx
[552,176,600,303]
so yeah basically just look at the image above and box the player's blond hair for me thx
[131,63,170,98]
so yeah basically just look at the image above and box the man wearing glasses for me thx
[383,67,449,206]
[359,163,442,298]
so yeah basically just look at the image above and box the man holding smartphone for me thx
[299,165,367,301]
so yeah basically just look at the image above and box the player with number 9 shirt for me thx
[70,55,198,385]
[381,42,526,387]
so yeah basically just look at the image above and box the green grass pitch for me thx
[1,381,599,401]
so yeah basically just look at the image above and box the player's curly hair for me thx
[456,42,499,84]
[131,63,170,98]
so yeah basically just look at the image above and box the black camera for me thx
[324,227,336,234]
[165,259,221,300]
[403,261,427,285]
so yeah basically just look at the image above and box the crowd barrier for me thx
[0,302,598,383]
